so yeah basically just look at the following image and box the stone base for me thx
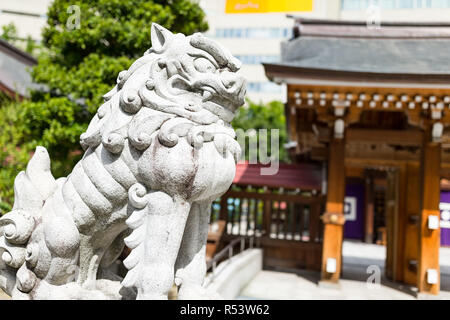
[318,280,341,290]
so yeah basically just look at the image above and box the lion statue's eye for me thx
[194,57,216,73]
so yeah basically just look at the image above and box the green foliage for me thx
[1,23,40,56]
[1,23,18,42]
[0,0,208,210]
[0,99,32,213]
[24,36,39,55]
[232,100,288,164]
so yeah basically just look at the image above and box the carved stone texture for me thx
[0,23,246,300]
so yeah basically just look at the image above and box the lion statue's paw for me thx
[11,279,136,300]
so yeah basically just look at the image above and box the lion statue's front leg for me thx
[122,190,191,300]
[123,130,240,300]
[175,200,218,300]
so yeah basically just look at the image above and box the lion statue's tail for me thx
[0,147,56,296]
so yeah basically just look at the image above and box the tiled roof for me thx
[233,161,322,191]
[265,17,450,78]
[0,38,37,97]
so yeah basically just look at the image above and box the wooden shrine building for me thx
[263,18,450,295]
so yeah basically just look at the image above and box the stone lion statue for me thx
[0,23,245,300]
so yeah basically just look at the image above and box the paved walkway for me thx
[239,240,450,300]
[0,290,8,300]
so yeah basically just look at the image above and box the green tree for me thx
[0,0,208,212]
[232,100,289,164]
[1,23,18,43]
[1,23,39,55]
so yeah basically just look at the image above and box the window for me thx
[247,82,283,93]
[380,0,396,9]
[342,0,369,10]
[398,0,414,8]
[342,0,450,9]
[234,55,280,65]
[214,27,293,39]
[425,0,450,8]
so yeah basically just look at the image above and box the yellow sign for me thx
[225,0,313,14]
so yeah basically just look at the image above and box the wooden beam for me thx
[321,137,346,284]
[418,127,441,295]
[440,162,450,178]
[287,84,450,102]
[347,129,422,147]
[287,104,298,144]
[364,173,375,244]
[346,158,419,168]
[312,127,423,146]
[346,166,365,178]
[287,84,450,130]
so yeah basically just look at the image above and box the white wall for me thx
[204,249,263,300]
[0,0,51,40]
[340,8,450,21]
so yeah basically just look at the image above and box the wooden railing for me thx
[210,186,325,270]
[212,187,324,242]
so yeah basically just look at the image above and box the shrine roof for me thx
[0,39,37,98]
[264,17,450,83]
[233,161,323,191]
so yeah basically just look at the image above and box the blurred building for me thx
[199,0,450,103]
[0,0,52,41]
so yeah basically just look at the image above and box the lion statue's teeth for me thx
[202,91,213,102]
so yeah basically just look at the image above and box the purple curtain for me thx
[440,191,450,246]
[344,182,365,240]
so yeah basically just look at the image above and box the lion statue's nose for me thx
[221,71,245,95]
[222,78,236,90]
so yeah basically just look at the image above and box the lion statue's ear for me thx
[150,23,174,52]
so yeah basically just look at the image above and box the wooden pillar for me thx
[385,170,398,281]
[285,101,299,162]
[387,164,409,283]
[219,195,228,221]
[418,126,441,295]
[364,172,374,244]
[320,137,346,284]
[402,162,420,285]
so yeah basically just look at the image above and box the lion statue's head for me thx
[80,23,246,157]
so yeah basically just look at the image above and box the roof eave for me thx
[263,63,450,88]
[0,38,37,66]
[287,15,450,28]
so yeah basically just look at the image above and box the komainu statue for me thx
[0,23,245,300]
